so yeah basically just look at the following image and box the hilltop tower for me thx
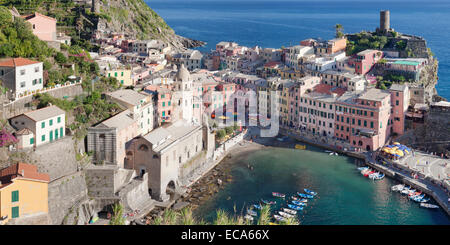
[380,10,390,32]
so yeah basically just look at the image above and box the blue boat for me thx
[297,192,314,199]
[291,200,307,206]
[291,196,308,202]
[253,204,262,210]
[287,204,304,211]
[304,189,318,196]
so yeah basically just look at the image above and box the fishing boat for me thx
[304,189,318,196]
[369,172,385,180]
[357,166,369,171]
[400,186,411,194]
[291,196,308,202]
[416,197,430,203]
[247,210,257,216]
[411,194,425,201]
[295,144,306,150]
[261,199,276,205]
[364,170,375,177]
[272,192,286,198]
[273,214,286,222]
[391,184,405,192]
[244,215,254,221]
[278,211,294,218]
[287,204,304,211]
[297,192,314,199]
[253,204,262,210]
[291,200,307,206]
[408,191,422,197]
[361,168,372,175]
[420,203,439,209]
[282,208,297,215]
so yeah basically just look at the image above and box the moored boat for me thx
[261,199,276,205]
[287,204,304,211]
[282,208,297,215]
[278,211,294,218]
[357,166,369,171]
[304,189,317,196]
[291,200,307,206]
[253,204,262,209]
[272,192,286,198]
[420,203,439,209]
[247,210,257,216]
[391,184,405,192]
[297,192,314,199]
[273,214,286,222]
[291,196,308,202]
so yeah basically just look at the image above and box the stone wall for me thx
[0,84,84,120]
[48,171,89,225]
[85,166,117,198]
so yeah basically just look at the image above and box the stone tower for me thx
[380,10,390,32]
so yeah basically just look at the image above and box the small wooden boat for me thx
[357,166,369,171]
[272,192,286,198]
[420,203,439,209]
[282,208,297,215]
[391,184,405,192]
[261,199,276,205]
[304,189,317,196]
[291,200,307,206]
[278,211,294,218]
[364,170,375,177]
[295,144,306,150]
[288,204,304,211]
[297,192,314,199]
[291,196,308,202]
[273,214,286,222]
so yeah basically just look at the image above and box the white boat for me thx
[282,208,297,215]
[420,203,439,209]
[278,211,294,218]
[391,184,405,192]
[247,210,257,216]
[273,214,286,222]
[401,186,411,195]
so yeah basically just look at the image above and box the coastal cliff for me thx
[95,0,205,50]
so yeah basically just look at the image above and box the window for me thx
[57,117,61,123]
[41,122,45,129]
[162,102,165,107]
[20,69,25,75]
[49,119,53,126]
[20,82,25,88]
[42,135,45,142]
[60,127,63,138]
[35,66,39,73]
[12,190,19,202]
[12,206,19,218]
[30,137,34,145]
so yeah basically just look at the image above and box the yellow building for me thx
[0,163,50,225]
[107,69,133,87]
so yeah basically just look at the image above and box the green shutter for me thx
[11,206,19,218]
[55,129,58,140]
[60,127,63,137]
[42,135,45,142]
[57,117,61,123]
[49,119,53,126]
[30,137,34,145]
[12,190,19,202]
[50,131,53,141]
[41,122,45,128]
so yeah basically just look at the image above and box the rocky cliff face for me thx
[95,0,204,50]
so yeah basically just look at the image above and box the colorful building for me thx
[0,163,50,225]
[22,12,57,42]
[353,49,383,75]
[0,57,43,99]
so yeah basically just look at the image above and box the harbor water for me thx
[193,146,450,225]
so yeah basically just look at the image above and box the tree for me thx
[109,203,126,225]
[55,52,67,64]
[225,126,233,135]
[0,6,12,28]
[216,129,226,140]
[335,24,344,38]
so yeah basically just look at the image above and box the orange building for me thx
[0,163,50,225]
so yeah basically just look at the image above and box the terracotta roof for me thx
[313,84,346,96]
[264,61,281,68]
[0,57,41,67]
[22,12,56,22]
[0,163,50,189]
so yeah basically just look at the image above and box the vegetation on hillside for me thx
[346,31,388,56]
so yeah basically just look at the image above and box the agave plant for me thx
[257,204,271,225]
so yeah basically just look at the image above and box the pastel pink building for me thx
[144,85,173,124]
[389,84,409,136]
[334,88,392,151]
[353,49,383,75]
[22,12,57,42]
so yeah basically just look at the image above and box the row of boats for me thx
[391,184,439,209]
[245,189,318,223]
[357,167,385,180]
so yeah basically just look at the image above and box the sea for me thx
[193,146,450,225]
[147,0,450,100]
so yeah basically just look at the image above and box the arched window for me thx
[139,144,149,151]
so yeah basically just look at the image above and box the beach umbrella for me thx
[395,150,404,157]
